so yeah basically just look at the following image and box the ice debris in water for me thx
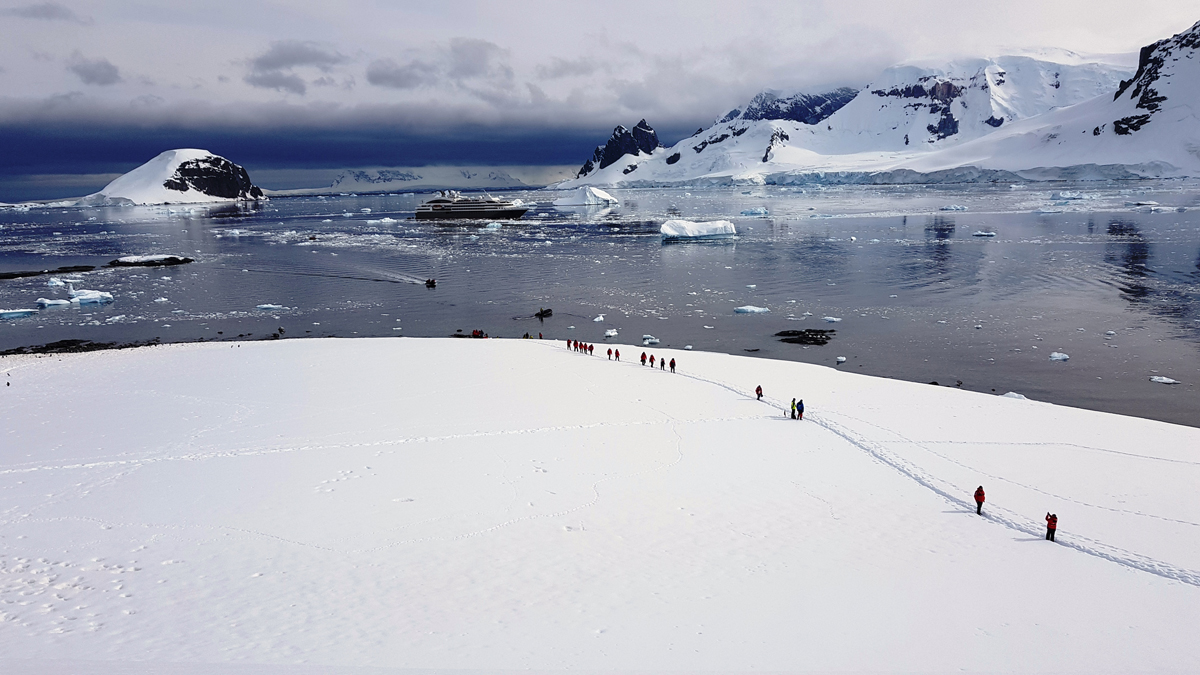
[257,304,285,311]
[940,205,968,211]
[684,345,693,350]
[594,314,605,322]
[746,284,757,289]
[604,329,618,337]
[836,356,847,364]
[1049,352,1070,361]
[1149,376,1180,385]
[660,219,736,240]
[972,231,997,237]
[47,278,65,287]
[67,284,113,305]
[740,207,768,216]
[823,316,842,323]
[0,309,39,319]
[36,298,70,307]
[154,297,169,303]
[1001,392,1029,400]
[734,306,770,314]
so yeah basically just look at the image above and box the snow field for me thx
[1,337,1199,673]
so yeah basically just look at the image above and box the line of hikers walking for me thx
[564,340,676,373]
[974,486,1059,541]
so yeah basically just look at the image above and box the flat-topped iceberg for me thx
[660,219,737,241]
[553,186,619,206]
[734,305,770,313]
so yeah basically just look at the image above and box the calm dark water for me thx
[2,182,1199,426]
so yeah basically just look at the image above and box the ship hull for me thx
[415,207,529,221]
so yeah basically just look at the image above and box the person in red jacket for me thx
[755,385,763,400]
[974,486,985,515]
[669,358,675,373]
[640,352,647,366]
[614,349,620,361]
[607,348,612,360]
[649,355,655,368]
[1045,513,1058,541]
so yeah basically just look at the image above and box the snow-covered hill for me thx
[81,149,264,206]
[560,46,1152,188]
[900,19,1200,180]
[2,338,1199,673]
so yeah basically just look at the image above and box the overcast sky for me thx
[1,0,1196,197]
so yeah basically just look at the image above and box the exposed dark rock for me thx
[576,119,663,177]
[107,255,194,268]
[162,155,263,200]
[665,152,681,165]
[731,127,748,137]
[622,164,638,174]
[0,265,95,280]
[740,88,859,125]
[927,112,960,140]
[762,129,790,162]
[1111,20,1200,133]
[775,329,835,346]
[984,116,1004,127]
[718,109,741,124]
[1114,115,1152,135]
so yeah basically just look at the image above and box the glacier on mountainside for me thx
[557,37,1200,187]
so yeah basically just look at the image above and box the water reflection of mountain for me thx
[1103,219,1199,328]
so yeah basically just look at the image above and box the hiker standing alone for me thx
[1045,513,1058,541]
[669,358,675,373]
[755,385,763,400]
[974,486,985,515]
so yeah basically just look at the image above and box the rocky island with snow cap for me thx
[82,149,265,206]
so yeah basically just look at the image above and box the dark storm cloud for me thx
[66,51,120,85]
[3,2,92,24]
[243,40,348,95]
[244,70,307,95]
[249,40,347,73]
[536,57,599,80]
[366,58,438,89]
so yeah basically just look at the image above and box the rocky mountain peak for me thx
[577,120,663,177]
[1111,19,1200,135]
[739,87,859,125]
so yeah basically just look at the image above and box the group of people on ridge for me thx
[640,352,675,372]
[974,486,1059,541]
[567,339,594,355]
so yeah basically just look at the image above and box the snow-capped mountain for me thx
[897,19,1200,180]
[82,149,264,205]
[575,120,662,178]
[559,48,1142,187]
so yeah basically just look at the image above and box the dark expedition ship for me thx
[415,191,529,221]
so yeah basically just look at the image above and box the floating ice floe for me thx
[746,284,757,289]
[740,207,768,216]
[823,316,842,323]
[643,336,660,345]
[366,218,397,224]
[0,309,39,319]
[154,297,169,303]
[67,285,113,305]
[553,186,619,206]
[1049,352,1070,361]
[1149,376,1180,385]
[660,219,736,241]
[972,231,997,237]
[110,254,193,267]
[36,298,70,308]
[940,205,968,211]
[604,329,618,338]
[484,222,502,229]
[593,314,605,322]
[1124,200,1158,207]
[1001,392,1029,400]
[734,305,769,314]
[47,277,66,287]
[256,304,285,311]
[1034,207,1064,214]
[360,208,371,213]
[1106,330,1117,336]
[836,356,847,364]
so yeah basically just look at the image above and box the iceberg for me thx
[734,305,770,314]
[109,254,194,267]
[1049,352,1070,361]
[36,298,71,308]
[257,304,285,311]
[67,284,113,305]
[660,219,737,241]
[740,207,769,216]
[0,309,39,319]
[1149,376,1180,384]
[604,329,618,337]
[553,187,619,206]
[940,205,968,211]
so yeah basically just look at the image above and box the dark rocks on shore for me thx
[107,256,195,268]
[775,329,836,345]
[163,155,264,200]
[0,265,95,280]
